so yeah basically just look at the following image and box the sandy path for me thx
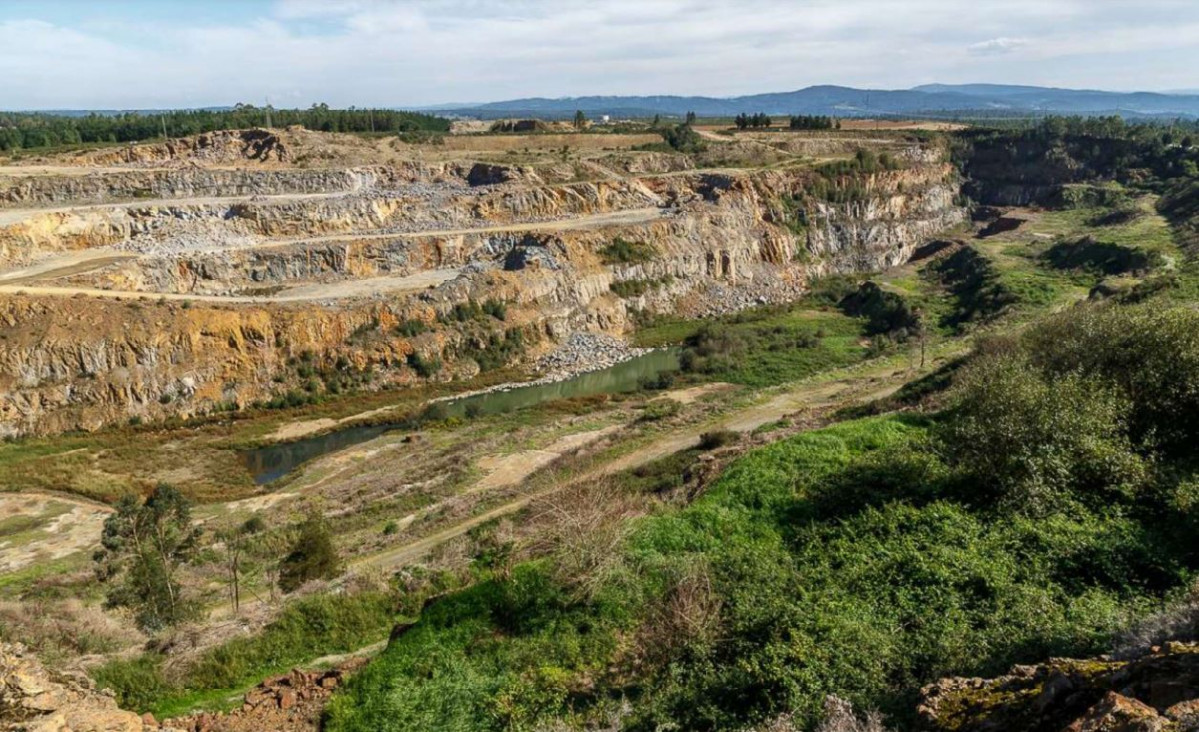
[0,268,462,303]
[0,250,138,285]
[471,426,621,494]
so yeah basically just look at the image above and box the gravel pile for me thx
[689,279,808,318]
[430,332,655,405]
[536,332,651,378]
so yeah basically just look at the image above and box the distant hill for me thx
[431,84,1199,120]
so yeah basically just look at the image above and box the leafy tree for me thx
[94,484,202,630]
[573,110,587,129]
[278,513,342,593]
[789,115,836,130]
[660,124,705,153]
[685,111,697,125]
[735,113,750,130]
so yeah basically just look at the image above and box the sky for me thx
[3,0,1199,110]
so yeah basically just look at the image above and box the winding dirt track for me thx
[355,368,910,571]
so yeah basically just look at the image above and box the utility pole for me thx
[265,96,272,129]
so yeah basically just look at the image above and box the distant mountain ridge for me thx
[430,84,1199,120]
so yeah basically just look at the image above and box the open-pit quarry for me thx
[0,126,963,437]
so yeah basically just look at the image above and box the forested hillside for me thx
[0,105,448,151]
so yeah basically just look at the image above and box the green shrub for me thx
[698,429,738,450]
[278,514,342,593]
[1019,304,1199,453]
[599,238,658,265]
[928,247,1017,329]
[640,399,682,422]
[1043,237,1159,275]
[395,319,431,338]
[482,298,508,321]
[838,281,920,339]
[407,352,442,378]
[942,352,1148,512]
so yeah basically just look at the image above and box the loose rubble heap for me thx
[535,332,652,379]
[167,663,363,732]
[918,642,1199,731]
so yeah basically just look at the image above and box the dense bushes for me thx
[838,282,921,339]
[1019,304,1199,453]
[928,247,1017,328]
[942,352,1147,512]
[278,514,341,593]
[1042,237,1159,274]
[658,124,706,153]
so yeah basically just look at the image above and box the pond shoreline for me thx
[241,347,681,485]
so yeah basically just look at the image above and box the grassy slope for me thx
[326,414,1188,731]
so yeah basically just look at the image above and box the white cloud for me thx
[968,37,1029,56]
[1,1,1198,109]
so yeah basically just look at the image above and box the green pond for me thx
[243,349,680,484]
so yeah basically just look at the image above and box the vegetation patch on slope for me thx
[326,302,1199,732]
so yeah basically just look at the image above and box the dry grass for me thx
[636,562,722,666]
[438,133,661,153]
[747,697,892,732]
[525,478,647,602]
[1113,580,1199,659]
[0,598,145,667]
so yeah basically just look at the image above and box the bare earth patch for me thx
[473,426,621,493]
[0,493,110,573]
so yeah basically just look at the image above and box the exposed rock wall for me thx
[0,149,965,437]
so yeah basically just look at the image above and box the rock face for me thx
[918,642,1199,732]
[0,642,162,732]
[0,135,967,436]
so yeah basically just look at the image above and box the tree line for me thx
[0,103,450,152]
[734,113,840,130]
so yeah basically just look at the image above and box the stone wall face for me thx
[0,142,965,436]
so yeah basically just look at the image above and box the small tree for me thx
[278,513,341,593]
[221,515,265,614]
[573,109,587,129]
[94,484,201,631]
[685,111,697,125]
